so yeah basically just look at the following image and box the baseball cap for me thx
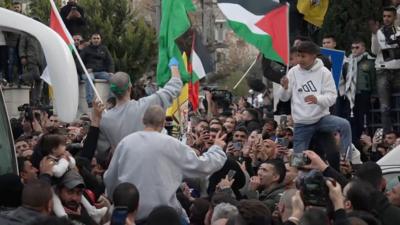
[60,170,85,189]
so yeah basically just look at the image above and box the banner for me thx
[320,47,345,89]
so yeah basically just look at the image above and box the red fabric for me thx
[256,5,289,65]
[189,81,199,111]
[50,7,70,44]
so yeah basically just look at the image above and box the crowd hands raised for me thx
[4,57,400,225]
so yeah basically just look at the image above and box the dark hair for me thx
[299,208,329,225]
[264,118,278,130]
[345,179,378,212]
[352,38,366,46]
[36,133,65,156]
[112,182,140,213]
[237,200,272,225]
[30,216,74,225]
[383,6,397,14]
[31,133,65,168]
[355,162,383,190]
[210,118,221,125]
[234,126,249,136]
[147,206,181,225]
[347,211,381,225]
[297,41,320,55]
[244,108,260,121]
[263,159,286,184]
[91,32,102,38]
[290,47,298,54]
[15,136,29,143]
[0,174,23,207]
[17,156,29,174]
[385,131,398,137]
[22,180,52,209]
[323,34,336,41]
[294,35,312,42]
[190,198,210,225]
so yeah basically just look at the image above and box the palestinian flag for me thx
[46,0,76,99]
[156,0,195,87]
[217,0,289,65]
[49,0,75,48]
[190,31,213,111]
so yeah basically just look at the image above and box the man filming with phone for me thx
[60,0,86,35]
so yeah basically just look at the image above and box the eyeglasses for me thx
[351,46,360,50]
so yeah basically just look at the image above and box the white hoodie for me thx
[278,58,337,124]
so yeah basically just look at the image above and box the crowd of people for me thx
[1,1,400,225]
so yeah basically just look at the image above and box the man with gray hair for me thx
[211,203,238,225]
[97,58,183,161]
[104,105,227,223]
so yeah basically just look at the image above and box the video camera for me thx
[296,170,330,207]
[18,103,53,122]
[203,87,232,111]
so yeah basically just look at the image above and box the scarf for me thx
[340,52,368,117]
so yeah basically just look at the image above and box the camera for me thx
[289,153,311,168]
[203,87,232,111]
[165,116,174,136]
[296,170,330,207]
[382,26,400,61]
[18,104,34,122]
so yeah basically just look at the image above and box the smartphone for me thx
[232,141,242,151]
[276,138,289,148]
[289,153,311,168]
[227,169,236,180]
[111,207,129,225]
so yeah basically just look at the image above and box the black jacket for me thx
[0,207,45,225]
[80,44,115,73]
[60,3,86,35]
[374,191,400,225]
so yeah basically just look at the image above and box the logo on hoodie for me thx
[299,80,317,92]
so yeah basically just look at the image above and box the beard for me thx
[63,200,80,211]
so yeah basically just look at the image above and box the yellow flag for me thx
[297,0,329,28]
[166,52,189,122]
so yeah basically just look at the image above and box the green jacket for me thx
[356,55,376,93]
[245,183,285,212]
[342,54,376,94]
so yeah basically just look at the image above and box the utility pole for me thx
[155,0,161,35]
[202,0,214,46]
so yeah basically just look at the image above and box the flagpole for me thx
[285,2,290,74]
[50,0,104,105]
[233,55,258,90]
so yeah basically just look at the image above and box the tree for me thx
[28,0,157,81]
[320,0,383,52]
[0,0,12,8]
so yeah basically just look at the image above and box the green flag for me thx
[156,0,195,87]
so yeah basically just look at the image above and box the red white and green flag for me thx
[49,0,75,49]
[217,0,289,65]
[189,31,213,111]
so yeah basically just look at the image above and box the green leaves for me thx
[321,0,383,52]
[27,0,157,81]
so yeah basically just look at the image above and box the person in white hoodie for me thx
[278,41,352,158]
